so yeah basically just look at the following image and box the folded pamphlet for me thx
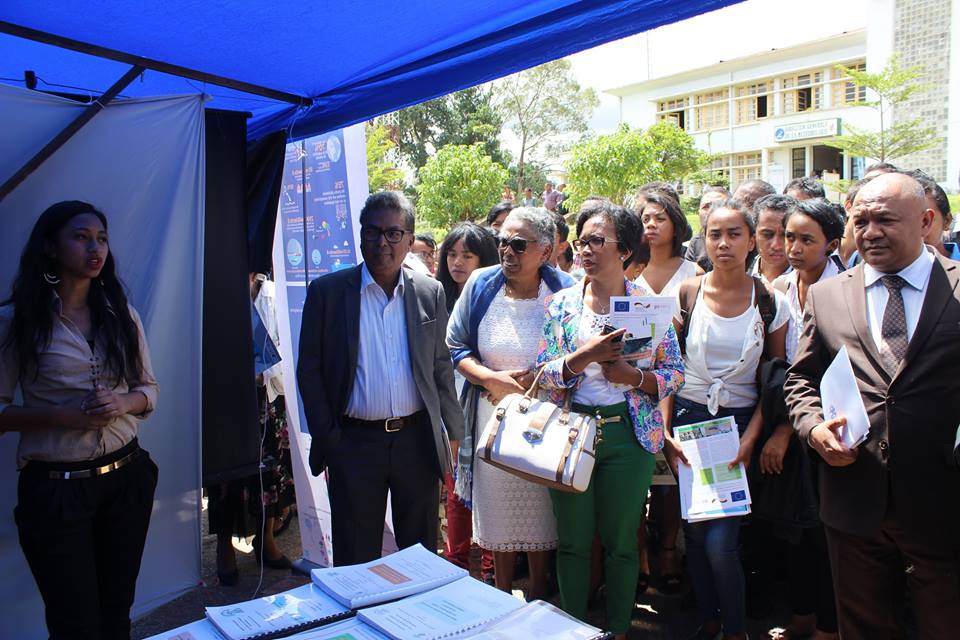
[311,543,468,609]
[675,416,752,522]
[205,583,350,640]
[820,345,870,448]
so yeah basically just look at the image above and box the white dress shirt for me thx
[778,259,842,364]
[863,246,934,350]
[345,264,424,420]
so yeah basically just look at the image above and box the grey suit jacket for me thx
[296,264,465,478]
[784,253,960,548]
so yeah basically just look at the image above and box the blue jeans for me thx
[675,396,755,636]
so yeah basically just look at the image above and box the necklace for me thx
[505,280,540,300]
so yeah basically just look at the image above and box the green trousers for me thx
[549,402,655,635]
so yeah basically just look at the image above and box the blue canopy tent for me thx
[0,0,740,144]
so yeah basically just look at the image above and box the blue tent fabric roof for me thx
[0,1,741,141]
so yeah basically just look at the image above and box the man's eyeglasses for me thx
[572,235,621,252]
[360,225,411,244]
[497,236,529,254]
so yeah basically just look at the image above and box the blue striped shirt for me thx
[345,264,424,420]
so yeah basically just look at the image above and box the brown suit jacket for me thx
[784,253,960,548]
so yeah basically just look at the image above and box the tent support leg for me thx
[0,64,144,202]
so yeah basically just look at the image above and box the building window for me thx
[782,72,823,114]
[657,96,687,130]
[734,81,772,124]
[831,61,867,106]
[732,151,762,184]
[693,89,729,131]
[792,147,807,179]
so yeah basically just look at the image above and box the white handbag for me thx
[477,369,601,493]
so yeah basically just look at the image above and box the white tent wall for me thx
[0,84,204,637]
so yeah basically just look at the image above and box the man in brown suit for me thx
[784,172,960,639]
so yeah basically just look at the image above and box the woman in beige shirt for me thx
[0,200,159,639]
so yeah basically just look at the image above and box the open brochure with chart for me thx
[608,296,675,368]
[311,543,468,609]
[357,576,524,640]
[204,583,350,640]
[675,416,752,521]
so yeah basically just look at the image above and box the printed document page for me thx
[145,619,227,640]
[675,417,752,521]
[608,296,675,368]
[205,583,348,640]
[820,345,870,448]
[312,543,467,608]
[291,618,390,639]
[462,600,606,639]
[358,576,523,640]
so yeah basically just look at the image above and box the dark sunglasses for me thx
[497,235,529,254]
[360,225,411,244]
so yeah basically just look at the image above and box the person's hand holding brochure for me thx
[675,416,752,521]
[819,345,870,449]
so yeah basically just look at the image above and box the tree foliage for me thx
[365,123,403,192]
[494,60,598,191]
[395,86,506,175]
[417,144,508,229]
[563,122,711,213]
[826,55,938,163]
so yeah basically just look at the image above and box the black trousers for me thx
[326,414,440,566]
[786,526,837,632]
[825,513,960,640]
[15,440,158,640]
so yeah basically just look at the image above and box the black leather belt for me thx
[27,438,141,480]
[343,410,425,433]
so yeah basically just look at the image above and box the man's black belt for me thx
[342,410,426,433]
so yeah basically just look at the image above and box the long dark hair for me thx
[436,222,499,311]
[639,192,691,257]
[1,201,144,384]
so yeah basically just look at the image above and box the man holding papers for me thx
[784,173,960,639]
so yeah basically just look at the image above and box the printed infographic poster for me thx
[304,129,357,277]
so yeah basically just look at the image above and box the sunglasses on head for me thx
[497,236,529,254]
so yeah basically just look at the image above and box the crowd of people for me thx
[2,161,959,639]
[294,163,960,640]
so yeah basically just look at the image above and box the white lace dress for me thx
[472,282,558,552]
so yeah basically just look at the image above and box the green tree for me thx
[417,144,508,229]
[395,86,506,175]
[494,60,598,191]
[365,123,403,192]
[826,55,937,163]
[563,122,711,213]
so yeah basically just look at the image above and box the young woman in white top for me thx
[766,198,845,640]
[664,198,789,640]
[635,191,702,593]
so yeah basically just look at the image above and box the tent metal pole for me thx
[0,64,144,202]
[0,20,312,107]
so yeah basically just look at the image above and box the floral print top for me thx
[535,278,685,454]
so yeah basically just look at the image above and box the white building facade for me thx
[602,0,957,193]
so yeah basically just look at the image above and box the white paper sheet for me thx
[675,417,752,521]
[292,618,390,639]
[311,543,467,609]
[820,345,870,448]
[608,296,675,368]
[462,600,605,639]
[205,584,348,640]
[357,576,523,640]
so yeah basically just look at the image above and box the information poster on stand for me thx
[273,125,397,567]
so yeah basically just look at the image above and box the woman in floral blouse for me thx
[536,199,684,639]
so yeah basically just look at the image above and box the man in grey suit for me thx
[785,172,960,638]
[297,191,464,566]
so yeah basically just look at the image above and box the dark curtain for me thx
[247,131,287,275]
[201,109,261,485]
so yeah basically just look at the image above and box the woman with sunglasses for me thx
[0,201,159,638]
[447,207,574,598]
[536,200,684,639]
[669,198,789,640]
[434,222,499,580]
